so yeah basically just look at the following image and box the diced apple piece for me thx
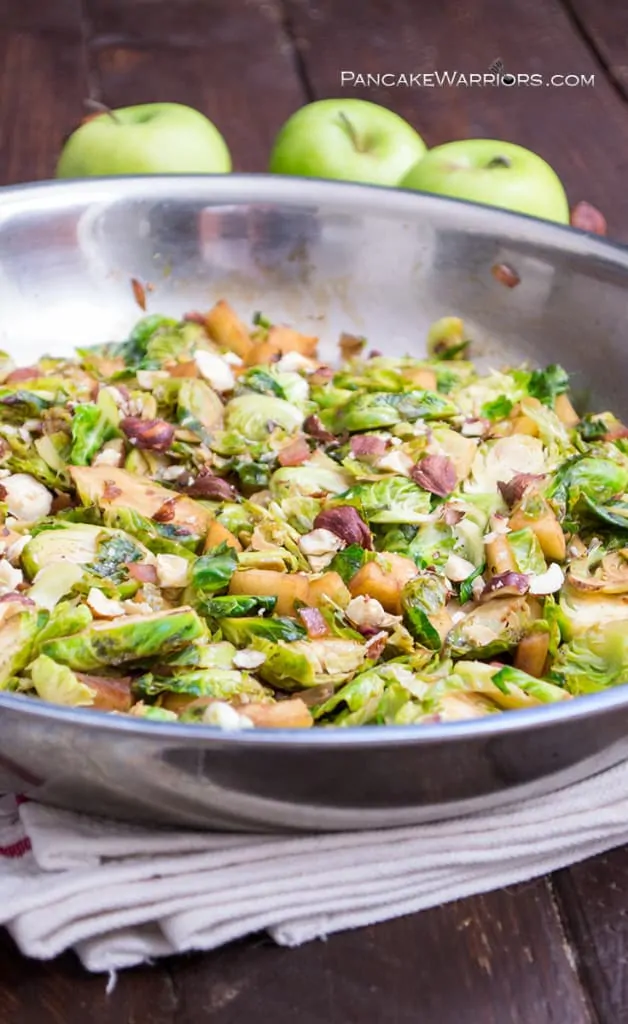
[349,554,417,614]
[205,300,254,361]
[77,674,133,712]
[241,698,313,728]
[307,572,351,609]
[403,367,438,390]
[555,393,579,427]
[509,500,566,561]
[204,520,242,553]
[229,569,310,616]
[485,534,517,576]
[514,632,550,677]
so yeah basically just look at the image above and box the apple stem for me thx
[487,155,511,169]
[337,112,364,153]
[84,99,121,125]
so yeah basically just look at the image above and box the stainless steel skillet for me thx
[0,174,627,832]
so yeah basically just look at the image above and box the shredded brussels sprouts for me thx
[0,299,625,729]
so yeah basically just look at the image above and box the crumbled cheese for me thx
[194,349,235,392]
[276,352,316,373]
[93,446,123,468]
[471,577,486,601]
[87,588,126,618]
[122,599,154,616]
[345,595,400,630]
[155,554,190,589]
[444,553,477,583]
[376,450,414,475]
[0,559,23,595]
[2,474,52,521]
[223,351,243,367]
[202,701,254,730]
[488,514,511,536]
[450,610,467,625]
[461,419,488,437]
[232,649,267,670]
[528,563,565,595]
[299,528,344,572]
[103,386,127,408]
[6,534,31,566]
[136,370,169,390]
[161,465,191,483]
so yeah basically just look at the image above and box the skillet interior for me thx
[0,175,627,831]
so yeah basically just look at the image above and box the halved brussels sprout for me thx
[33,600,93,651]
[558,586,628,640]
[196,594,277,618]
[0,607,44,687]
[550,623,628,695]
[41,607,206,671]
[219,616,306,645]
[69,398,119,467]
[30,654,97,707]
[161,641,238,672]
[453,660,569,709]
[446,596,538,658]
[187,543,238,599]
[508,528,547,576]
[22,524,147,581]
[270,457,351,500]
[567,548,628,595]
[336,477,431,524]
[254,637,366,691]
[177,379,224,441]
[104,507,200,557]
[134,668,271,707]
[335,390,457,432]
[224,394,304,441]
[401,571,450,650]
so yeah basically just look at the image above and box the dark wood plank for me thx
[0,929,176,1024]
[168,882,592,1024]
[0,0,82,33]
[86,0,246,47]
[284,0,628,238]
[554,852,628,1024]
[83,0,306,172]
[0,27,89,184]
[566,0,628,100]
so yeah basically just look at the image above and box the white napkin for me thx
[2,761,628,974]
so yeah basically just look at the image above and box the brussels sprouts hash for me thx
[0,303,625,729]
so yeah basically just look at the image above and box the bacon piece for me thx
[278,437,311,467]
[298,607,329,638]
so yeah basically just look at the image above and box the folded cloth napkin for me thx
[3,760,628,974]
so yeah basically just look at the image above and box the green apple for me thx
[56,102,232,177]
[400,139,569,223]
[269,99,426,187]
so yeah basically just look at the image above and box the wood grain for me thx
[284,0,628,238]
[0,0,82,33]
[0,930,176,1024]
[554,855,628,1024]
[566,0,628,100]
[0,29,89,183]
[167,883,591,1024]
[84,0,305,172]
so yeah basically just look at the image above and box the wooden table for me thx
[1,1,628,1020]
